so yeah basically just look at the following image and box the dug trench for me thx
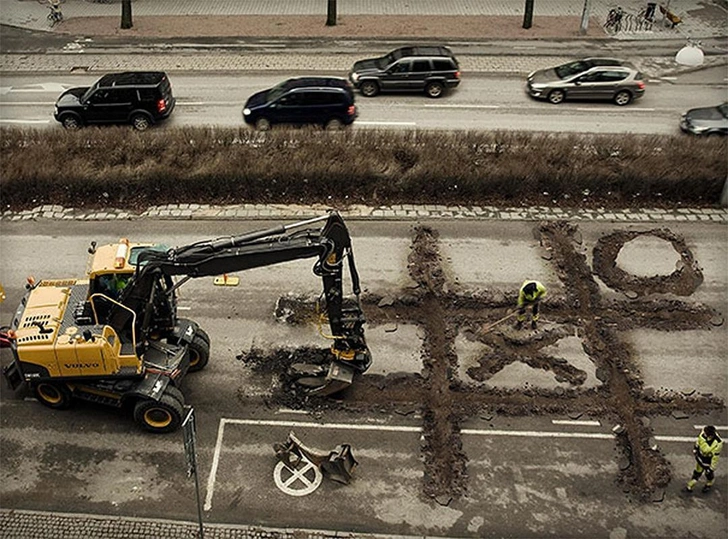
[238,221,725,502]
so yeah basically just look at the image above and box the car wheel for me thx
[360,81,380,98]
[61,115,81,130]
[33,382,73,410]
[425,82,444,98]
[325,118,344,131]
[614,90,632,106]
[255,117,271,131]
[131,114,152,131]
[547,90,565,105]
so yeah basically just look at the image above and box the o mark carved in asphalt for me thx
[273,457,323,496]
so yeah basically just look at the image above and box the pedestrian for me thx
[515,280,546,330]
[686,425,723,493]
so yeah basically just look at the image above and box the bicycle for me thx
[603,7,624,33]
[38,0,64,27]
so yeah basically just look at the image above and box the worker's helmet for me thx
[704,425,717,438]
[524,282,538,295]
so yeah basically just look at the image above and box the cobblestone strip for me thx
[0,508,412,539]
[2,204,726,223]
[1,508,406,539]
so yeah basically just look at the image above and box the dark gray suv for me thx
[348,46,461,98]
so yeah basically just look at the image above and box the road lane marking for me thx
[0,119,50,124]
[552,419,601,426]
[575,107,655,112]
[693,424,728,430]
[423,104,500,109]
[356,121,417,126]
[202,417,698,511]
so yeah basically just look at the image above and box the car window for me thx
[719,104,728,118]
[302,92,340,106]
[601,71,629,82]
[390,60,411,74]
[278,92,302,106]
[138,88,158,101]
[432,59,455,71]
[555,60,589,79]
[578,72,602,83]
[411,59,432,73]
[88,89,112,104]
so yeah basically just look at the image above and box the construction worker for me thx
[686,425,723,493]
[515,280,547,330]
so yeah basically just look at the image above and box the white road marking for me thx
[0,119,50,124]
[693,425,728,430]
[355,121,417,126]
[424,104,500,109]
[661,76,678,81]
[0,83,69,94]
[551,419,601,426]
[203,418,227,512]
[575,107,655,112]
[201,417,698,511]
[0,101,55,105]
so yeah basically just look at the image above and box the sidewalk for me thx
[1,1,726,76]
[2,0,727,39]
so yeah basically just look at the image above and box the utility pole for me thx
[326,0,337,26]
[121,0,133,29]
[522,0,534,29]
[579,0,591,35]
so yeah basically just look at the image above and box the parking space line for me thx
[202,417,698,511]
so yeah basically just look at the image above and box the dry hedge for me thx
[1,127,725,210]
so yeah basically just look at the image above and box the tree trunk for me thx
[522,0,534,29]
[326,0,337,26]
[121,0,133,30]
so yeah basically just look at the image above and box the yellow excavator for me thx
[2,213,371,433]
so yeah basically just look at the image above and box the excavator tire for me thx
[163,385,185,406]
[133,393,184,433]
[33,382,73,410]
[187,331,210,373]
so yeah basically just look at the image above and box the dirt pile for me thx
[238,221,725,501]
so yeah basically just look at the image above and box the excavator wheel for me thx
[33,382,73,410]
[133,393,184,433]
[187,331,210,373]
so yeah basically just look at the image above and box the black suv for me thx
[348,46,460,98]
[54,71,175,131]
[243,77,357,130]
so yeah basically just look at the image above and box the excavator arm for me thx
[115,212,371,393]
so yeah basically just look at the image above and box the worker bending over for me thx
[516,280,547,330]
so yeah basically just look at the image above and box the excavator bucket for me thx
[293,361,355,396]
[273,431,358,485]
[320,444,358,485]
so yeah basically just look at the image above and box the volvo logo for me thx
[65,363,100,369]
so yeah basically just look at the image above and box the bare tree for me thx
[121,0,133,29]
[326,0,337,26]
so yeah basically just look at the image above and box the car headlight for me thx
[243,108,251,116]
[350,73,359,82]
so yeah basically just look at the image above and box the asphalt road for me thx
[1,218,726,538]
[1,69,727,133]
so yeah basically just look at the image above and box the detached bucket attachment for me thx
[273,431,358,485]
[321,444,358,484]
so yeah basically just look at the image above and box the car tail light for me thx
[637,81,645,90]
[348,105,356,116]
[157,99,167,113]
[455,71,461,79]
